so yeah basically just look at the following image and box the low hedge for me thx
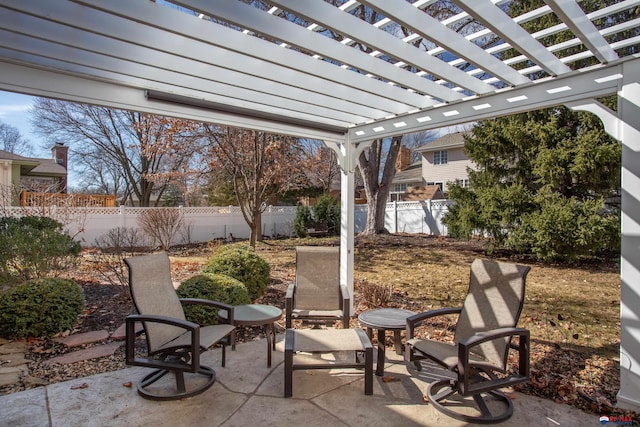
[202,245,270,300]
[0,278,84,339]
[177,273,250,325]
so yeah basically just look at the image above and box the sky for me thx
[0,88,470,191]
[0,90,49,158]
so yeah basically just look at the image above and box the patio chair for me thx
[405,258,531,423]
[124,252,235,401]
[285,246,350,328]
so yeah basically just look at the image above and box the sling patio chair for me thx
[285,246,350,329]
[405,258,531,423]
[124,252,235,401]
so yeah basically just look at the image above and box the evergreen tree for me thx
[444,108,620,261]
[444,0,633,261]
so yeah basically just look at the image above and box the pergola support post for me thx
[616,60,640,412]
[339,167,355,314]
[569,59,640,412]
[324,136,361,314]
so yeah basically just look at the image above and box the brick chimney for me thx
[396,146,412,172]
[52,142,68,192]
[52,142,68,169]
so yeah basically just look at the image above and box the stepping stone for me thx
[53,330,109,348]
[0,354,32,367]
[0,341,28,354]
[23,375,49,387]
[44,342,122,365]
[0,366,27,386]
[110,322,144,341]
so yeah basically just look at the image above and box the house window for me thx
[426,182,443,191]
[394,183,407,193]
[433,150,448,165]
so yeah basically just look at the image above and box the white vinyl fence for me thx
[3,200,451,247]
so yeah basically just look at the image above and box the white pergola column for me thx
[340,167,355,313]
[324,136,363,314]
[326,135,373,314]
[617,60,640,412]
[568,60,640,412]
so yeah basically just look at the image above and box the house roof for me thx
[0,149,38,164]
[417,132,468,152]
[28,159,67,176]
[0,149,66,176]
[393,161,423,185]
[0,1,637,146]
[403,185,445,201]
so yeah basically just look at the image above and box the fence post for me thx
[119,205,125,228]
[393,201,398,233]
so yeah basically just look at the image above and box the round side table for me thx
[358,308,416,376]
[219,304,282,367]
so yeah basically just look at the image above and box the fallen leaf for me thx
[71,383,89,390]
[381,376,399,383]
[122,381,133,388]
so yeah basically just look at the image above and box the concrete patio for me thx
[0,334,599,427]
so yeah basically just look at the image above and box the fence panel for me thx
[2,201,450,246]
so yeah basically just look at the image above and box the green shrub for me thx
[177,274,250,325]
[202,245,270,300]
[312,192,340,235]
[0,278,84,339]
[293,204,312,237]
[0,216,81,283]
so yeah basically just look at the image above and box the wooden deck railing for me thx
[20,191,116,207]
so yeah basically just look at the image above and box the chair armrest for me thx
[405,307,462,339]
[125,314,201,369]
[286,283,296,300]
[457,327,530,396]
[285,283,296,328]
[179,298,234,324]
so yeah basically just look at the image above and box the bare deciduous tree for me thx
[299,139,341,192]
[30,98,203,206]
[358,136,402,235]
[0,121,33,156]
[203,125,305,246]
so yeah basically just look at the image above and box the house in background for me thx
[417,131,475,193]
[0,143,68,205]
[390,132,475,200]
[389,146,421,202]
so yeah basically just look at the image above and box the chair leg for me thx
[284,346,293,397]
[284,329,294,397]
[221,344,226,367]
[136,366,217,401]
[176,371,186,394]
[427,379,515,424]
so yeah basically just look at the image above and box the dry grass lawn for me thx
[245,234,625,417]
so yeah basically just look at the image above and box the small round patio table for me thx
[219,304,282,367]
[358,308,416,376]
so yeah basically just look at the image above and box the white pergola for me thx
[1,0,639,410]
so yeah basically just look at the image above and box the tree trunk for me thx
[255,210,263,243]
[358,136,402,235]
